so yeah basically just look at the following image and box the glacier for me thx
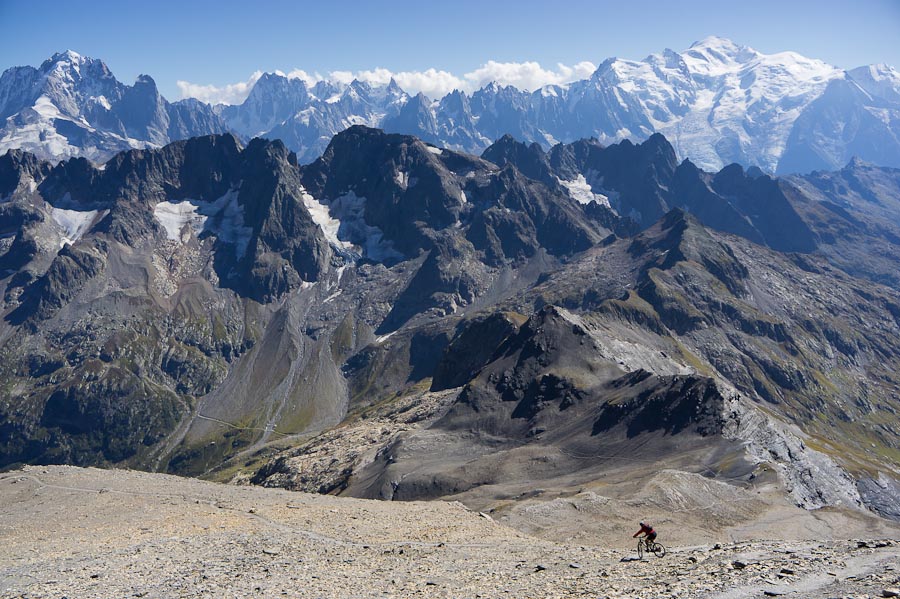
[2,40,899,175]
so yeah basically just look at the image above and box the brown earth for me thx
[1,466,898,598]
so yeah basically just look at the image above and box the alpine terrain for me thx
[0,51,228,163]
[0,119,899,540]
[4,39,900,175]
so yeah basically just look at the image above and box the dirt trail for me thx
[1,466,897,599]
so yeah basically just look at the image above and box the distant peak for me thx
[41,50,102,74]
[51,49,85,63]
[688,36,744,51]
[685,36,759,60]
[858,63,900,81]
[134,74,157,86]
[682,36,760,76]
[844,156,872,170]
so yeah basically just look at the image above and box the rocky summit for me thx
[0,51,228,163]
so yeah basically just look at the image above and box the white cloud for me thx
[329,67,463,99]
[176,71,265,105]
[462,60,598,92]
[283,69,322,84]
[177,60,599,105]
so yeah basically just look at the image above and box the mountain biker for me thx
[633,521,657,544]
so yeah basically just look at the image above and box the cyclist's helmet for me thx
[639,521,645,526]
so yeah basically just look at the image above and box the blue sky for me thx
[2,0,899,102]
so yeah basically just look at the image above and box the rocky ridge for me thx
[0,127,899,527]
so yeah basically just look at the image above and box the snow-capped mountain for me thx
[2,40,899,173]
[215,75,411,161]
[0,51,228,162]
[216,37,900,173]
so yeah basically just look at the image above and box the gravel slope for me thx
[1,466,898,598]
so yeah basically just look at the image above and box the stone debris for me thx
[1,466,898,599]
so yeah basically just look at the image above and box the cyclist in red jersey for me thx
[633,521,657,543]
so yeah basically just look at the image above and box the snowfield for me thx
[153,190,252,257]
[51,206,103,247]
[300,187,402,262]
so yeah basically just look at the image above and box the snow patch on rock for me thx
[50,205,103,247]
[558,175,610,208]
[154,190,252,257]
[300,187,402,263]
[154,201,206,242]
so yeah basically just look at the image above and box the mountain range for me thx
[1,124,899,523]
[3,38,900,174]
[0,50,228,163]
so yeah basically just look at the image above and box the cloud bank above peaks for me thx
[177,60,598,105]
[177,71,266,105]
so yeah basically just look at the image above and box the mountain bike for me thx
[637,536,666,559]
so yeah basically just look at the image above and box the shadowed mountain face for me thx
[485,134,900,287]
[0,126,610,471]
[1,127,899,522]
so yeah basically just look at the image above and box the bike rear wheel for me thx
[651,542,666,558]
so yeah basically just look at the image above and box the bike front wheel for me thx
[651,542,666,558]
[637,540,644,559]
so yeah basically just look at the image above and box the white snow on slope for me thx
[153,190,252,257]
[300,187,353,252]
[375,331,397,343]
[154,201,206,241]
[51,206,103,247]
[0,92,149,163]
[558,175,610,207]
[299,187,402,262]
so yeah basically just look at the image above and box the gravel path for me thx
[1,466,897,598]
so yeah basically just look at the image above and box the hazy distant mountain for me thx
[215,37,900,174]
[0,51,228,162]
[3,40,899,173]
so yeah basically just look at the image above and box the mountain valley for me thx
[0,124,898,532]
